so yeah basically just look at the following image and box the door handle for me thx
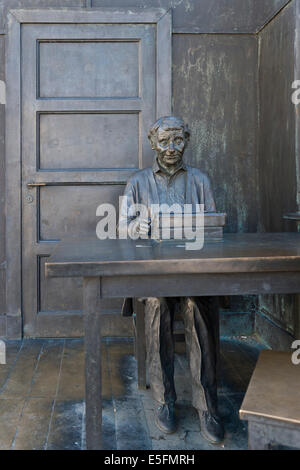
[27,182,127,188]
[26,182,46,188]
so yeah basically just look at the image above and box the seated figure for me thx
[119,116,224,445]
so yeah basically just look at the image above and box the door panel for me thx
[39,185,123,241]
[39,113,140,170]
[21,18,170,337]
[39,40,140,98]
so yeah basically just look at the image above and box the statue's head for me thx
[148,116,190,173]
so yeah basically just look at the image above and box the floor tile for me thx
[47,400,84,450]
[0,335,274,450]
[0,398,26,450]
[13,398,54,450]
[30,340,64,398]
[0,340,44,398]
[56,340,85,400]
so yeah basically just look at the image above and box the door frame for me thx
[5,7,172,338]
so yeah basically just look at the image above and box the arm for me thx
[118,180,150,238]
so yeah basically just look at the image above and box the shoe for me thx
[198,410,225,445]
[155,403,177,434]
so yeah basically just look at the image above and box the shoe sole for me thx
[200,429,225,446]
[154,415,177,435]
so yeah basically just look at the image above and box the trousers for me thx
[144,296,220,414]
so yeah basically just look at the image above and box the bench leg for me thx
[248,421,271,450]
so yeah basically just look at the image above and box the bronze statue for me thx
[119,116,224,444]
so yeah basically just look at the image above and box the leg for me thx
[144,297,177,405]
[83,277,102,450]
[134,299,147,390]
[181,296,224,444]
[181,296,219,414]
[144,297,177,433]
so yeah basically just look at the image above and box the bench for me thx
[239,350,300,450]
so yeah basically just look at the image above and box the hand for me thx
[127,209,152,239]
[137,217,151,236]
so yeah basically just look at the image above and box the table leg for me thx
[83,276,102,450]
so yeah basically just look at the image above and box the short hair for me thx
[148,116,190,147]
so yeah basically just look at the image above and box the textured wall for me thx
[259,294,296,336]
[296,0,300,209]
[258,1,297,232]
[258,1,298,336]
[92,0,291,33]
[173,34,259,233]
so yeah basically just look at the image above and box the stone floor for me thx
[0,335,268,450]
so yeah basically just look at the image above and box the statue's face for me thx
[154,124,186,170]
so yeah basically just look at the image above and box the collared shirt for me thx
[152,159,187,208]
[118,160,216,231]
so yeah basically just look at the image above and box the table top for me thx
[239,350,300,425]
[46,232,300,278]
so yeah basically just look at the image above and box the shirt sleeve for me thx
[117,181,137,236]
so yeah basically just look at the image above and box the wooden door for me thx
[18,10,171,337]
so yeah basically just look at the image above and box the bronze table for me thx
[45,232,300,450]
